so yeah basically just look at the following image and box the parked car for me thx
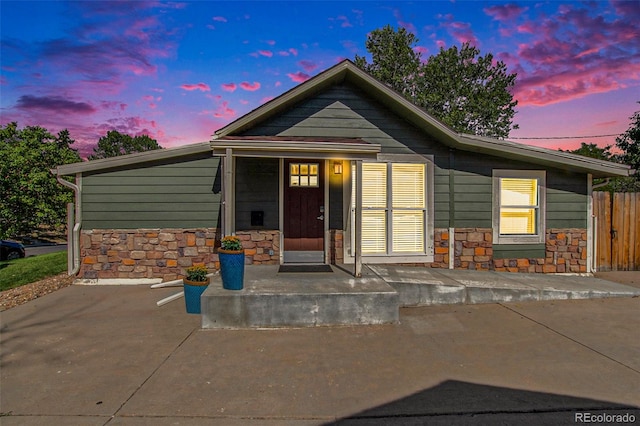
[1,240,26,261]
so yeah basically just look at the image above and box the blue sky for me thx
[1,1,639,157]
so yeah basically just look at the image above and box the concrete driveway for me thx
[1,281,638,425]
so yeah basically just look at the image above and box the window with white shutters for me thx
[352,162,427,255]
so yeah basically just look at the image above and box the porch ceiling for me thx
[210,136,381,159]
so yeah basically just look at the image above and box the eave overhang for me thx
[211,136,381,160]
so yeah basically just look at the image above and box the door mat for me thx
[278,264,333,273]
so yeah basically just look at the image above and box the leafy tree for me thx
[613,106,640,192]
[562,142,613,161]
[355,25,422,100]
[89,130,162,160]
[563,142,617,191]
[616,106,640,175]
[355,27,519,138]
[0,122,82,239]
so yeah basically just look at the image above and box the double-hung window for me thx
[493,170,545,244]
[351,161,429,257]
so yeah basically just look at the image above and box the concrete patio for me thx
[201,265,640,328]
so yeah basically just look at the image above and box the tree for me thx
[562,142,613,161]
[616,106,640,175]
[613,105,640,192]
[0,122,82,239]
[89,130,162,160]
[354,25,422,100]
[355,27,519,138]
[563,142,617,191]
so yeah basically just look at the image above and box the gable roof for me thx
[214,60,631,178]
[55,60,631,178]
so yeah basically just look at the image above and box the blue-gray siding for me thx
[234,158,279,230]
[82,155,221,229]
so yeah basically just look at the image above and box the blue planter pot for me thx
[183,279,209,314]
[219,251,245,290]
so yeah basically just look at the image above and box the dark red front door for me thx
[284,159,324,262]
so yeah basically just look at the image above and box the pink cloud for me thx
[484,4,528,21]
[240,81,261,91]
[289,48,298,56]
[298,60,318,72]
[446,21,479,46]
[16,95,96,114]
[414,46,428,56]
[212,16,227,22]
[287,71,310,83]
[221,82,237,92]
[393,9,417,34]
[180,83,210,92]
[124,16,160,42]
[265,40,276,46]
[510,4,640,106]
[258,50,273,57]
[278,51,291,56]
[517,22,536,34]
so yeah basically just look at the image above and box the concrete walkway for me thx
[1,270,639,424]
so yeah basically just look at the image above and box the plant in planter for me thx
[218,236,245,290]
[183,265,210,314]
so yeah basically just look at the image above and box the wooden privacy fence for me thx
[593,192,640,271]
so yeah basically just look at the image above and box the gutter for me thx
[54,171,81,276]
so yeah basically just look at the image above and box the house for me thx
[53,60,632,282]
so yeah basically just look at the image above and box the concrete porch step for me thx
[201,265,398,328]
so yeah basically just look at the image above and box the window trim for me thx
[492,170,546,244]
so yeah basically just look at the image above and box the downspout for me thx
[54,171,81,276]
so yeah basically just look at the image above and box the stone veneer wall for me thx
[80,226,587,281]
[329,229,344,264]
[80,228,281,281]
[427,227,588,273]
[236,230,280,265]
[80,228,220,282]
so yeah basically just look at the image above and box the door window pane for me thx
[289,163,319,187]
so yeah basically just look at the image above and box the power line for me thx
[511,134,620,140]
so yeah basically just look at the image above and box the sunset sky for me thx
[1,1,638,158]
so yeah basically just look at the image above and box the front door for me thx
[283,159,325,263]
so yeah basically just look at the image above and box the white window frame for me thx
[345,155,434,264]
[492,170,546,244]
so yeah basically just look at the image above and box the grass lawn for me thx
[0,251,68,291]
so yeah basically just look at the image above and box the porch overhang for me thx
[210,136,380,160]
